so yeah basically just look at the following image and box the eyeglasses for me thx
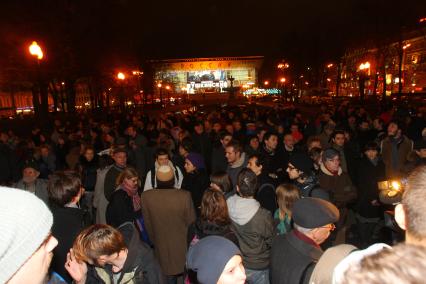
[321,224,336,231]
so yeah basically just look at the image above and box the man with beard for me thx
[14,159,49,204]
[380,121,413,178]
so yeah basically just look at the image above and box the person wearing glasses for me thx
[287,152,330,201]
[270,197,339,284]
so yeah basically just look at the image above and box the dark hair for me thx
[363,141,380,152]
[156,179,175,189]
[219,131,232,141]
[225,140,242,153]
[48,171,82,206]
[180,137,193,153]
[200,188,231,226]
[210,171,232,194]
[237,168,258,197]
[331,130,345,140]
[155,147,169,159]
[308,147,322,162]
[248,154,265,168]
[263,131,278,143]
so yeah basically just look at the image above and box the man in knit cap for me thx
[0,186,58,284]
[287,153,329,200]
[186,236,247,284]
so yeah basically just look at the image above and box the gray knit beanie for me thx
[0,187,53,283]
[186,236,240,284]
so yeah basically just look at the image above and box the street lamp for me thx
[117,72,126,80]
[358,61,370,101]
[29,41,43,60]
[264,81,269,86]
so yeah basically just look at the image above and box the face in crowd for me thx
[220,135,232,148]
[247,156,262,176]
[284,134,295,150]
[184,159,197,174]
[324,155,340,173]
[287,163,301,180]
[113,152,127,168]
[225,146,240,165]
[156,154,170,166]
[332,133,345,147]
[264,134,278,151]
[217,255,246,284]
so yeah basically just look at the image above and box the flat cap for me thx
[293,197,339,228]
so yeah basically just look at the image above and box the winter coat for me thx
[227,195,274,270]
[85,223,166,284]
[294,173,330,201]
[181,169,210,216]
[355,157,386,218]
[50,205,91,283]
[380,135,413,178]
[318,164,357,208]
[79,155,99,192]
[187,219,239,247]
[106,189,141,228]
[211,146,228,173]
[270,230,323,284]
[226,153,248,187]
[141,188,196,275]
[14,178,49,205]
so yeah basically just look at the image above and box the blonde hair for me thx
[276,183,300,216]
[115,167,139,186]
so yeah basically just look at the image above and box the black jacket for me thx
[181,169,210,216]
[85,223,166,284]
[294,173,330,201]
[79,155,99,192]
[270,230,323,284]
[187,219,239,247]
[106,189,140,228]
[50,205,91,283]
[255,173,277,215]
[355,157,386,218]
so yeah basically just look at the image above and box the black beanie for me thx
[289,153,313,174]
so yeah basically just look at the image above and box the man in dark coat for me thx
[270,198,339,284]
[104,146,127,201]
[211,131,232,173]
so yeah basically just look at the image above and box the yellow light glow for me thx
[403,43,411,50]
[264,81,269,85]
[391,181,401,191]
[117,72,125,80]
[165,85,170,90]
[327,63,334,68]
[280,77,286,83]
[157,83,162,88]
[29,41,43,60]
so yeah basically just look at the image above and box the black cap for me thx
[289,153,313,174]
[293,197,340,228]
[23,159,39,172]
[414,140,426,150]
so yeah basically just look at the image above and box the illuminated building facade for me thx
[150,56,263,95]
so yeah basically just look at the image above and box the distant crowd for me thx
[1,100,426,284]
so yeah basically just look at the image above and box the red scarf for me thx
[121,183,141,212]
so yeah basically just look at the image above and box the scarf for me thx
[121,182,141,211]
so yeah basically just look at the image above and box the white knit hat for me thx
[0,186,53,283]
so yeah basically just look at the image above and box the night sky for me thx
[1,0,425,75]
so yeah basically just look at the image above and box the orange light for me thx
[29,41,43,60]
[280,77,286,83]
[117,72,126,80]
[157,83,162,88]
[165,85,170,90]
[403,43,411,50]
[359,61,370,70]
[327,63,334,68]
[264,81,269,86]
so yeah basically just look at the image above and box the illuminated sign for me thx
[243,88,282,96]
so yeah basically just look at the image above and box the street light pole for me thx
[28,41,45,116]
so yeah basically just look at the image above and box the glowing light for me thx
[117,72,125,80]
[391,181,401,191]
[327,63,334,68]
[61,82,65,85]
[264,81,269,86]
[403,43,411,50]
[280,77,286,83]
[327,78,331,82]
[165,85,170,90]
[29,41,43,60]
[157,83,162,88]
[359,62,370,70]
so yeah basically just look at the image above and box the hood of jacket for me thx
[320,162,342,176]
[230,152,247,169]
[227,194,260,226]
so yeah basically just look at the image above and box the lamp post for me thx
[279,77,286,102]
[28,41,44,116]
[358,62,370,101]
[157,83,163,105]
[117,72,126,111]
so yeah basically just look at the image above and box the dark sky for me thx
[1,0,425,74]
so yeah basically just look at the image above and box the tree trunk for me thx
[32,84,40,115]
[66,79,76,113]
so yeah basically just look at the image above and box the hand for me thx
[65,249,87,284]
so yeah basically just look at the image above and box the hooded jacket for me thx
[226,194,274,270]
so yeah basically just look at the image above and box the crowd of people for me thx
[1,100,426,284]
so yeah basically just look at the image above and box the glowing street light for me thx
[29,41,44,60]
[280,77,286,83]
[403,43,411,50]
[157,83,162,88]
[327,63,334,68]
[359,61,370,70]
[165,85,170,90]
[264,81,269,86]
[117,72,126,80]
